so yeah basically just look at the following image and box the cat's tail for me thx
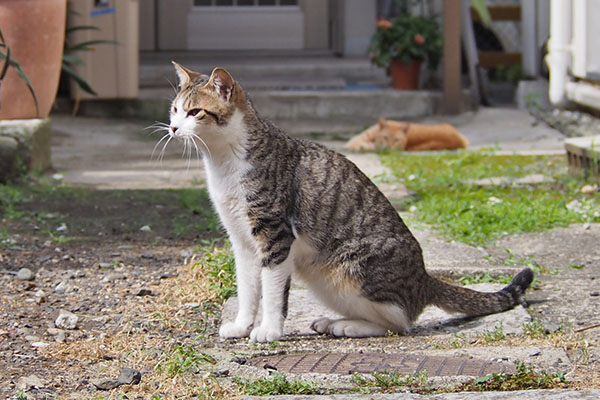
[427,268,534,317]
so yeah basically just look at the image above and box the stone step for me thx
[61,88,471,136]
[140,54,388,88]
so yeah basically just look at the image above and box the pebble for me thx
[581,184,597,194]
[98,262,115,269]
[591,291,599,297]
[103,273,127,282]
[17,374,43,390]
[17,267,35,281]
[31,341,50,348]
[56,223,68,232]
[54,280,70,294]
[118,367,142,385]
[34,289,46,304]
[180,249,193,258]
[139,225,152,232]
[25,335,41,342]
[55,310,79,330]
[47,327,66,342]
[135,287,154,297]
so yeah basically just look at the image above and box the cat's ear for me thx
[172,61,198,88]
[209,67,235,102]
[378,117,386,130]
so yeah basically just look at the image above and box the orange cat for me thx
[345,118,469,151]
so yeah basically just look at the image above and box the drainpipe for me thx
[546,0,572,106]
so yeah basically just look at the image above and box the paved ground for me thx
[44,107,600,398]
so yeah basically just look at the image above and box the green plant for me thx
[0,28,38,114]
[459,361,565,391]
[156,345,216,377]
[194,241,237,303]
[479,323,505,343]
[457,272,513,285]
[236,373,322,396]
[369,14,442,70]
[352,370,428,392]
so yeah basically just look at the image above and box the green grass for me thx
[156,344,216,377]
[458,361,566,391]
[194,240,237,303]
[457,272,513,285]
[235,373,323,396]
[380,150,600,246]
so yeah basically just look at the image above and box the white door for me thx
[188,0,305,50]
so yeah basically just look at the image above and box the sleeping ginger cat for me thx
[345,118,469,151]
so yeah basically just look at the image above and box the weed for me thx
[380,151,598,246]
[236,373,322,396]
[479,323,505,343]
[156,344,216,377]
[175,188,220,234]
[193,241,236,303]
[457,272,513,285]
[459,361,565,391]
[352,370,429,392]
[522,320,552,339]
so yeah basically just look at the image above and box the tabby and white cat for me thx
[165,62,533,343]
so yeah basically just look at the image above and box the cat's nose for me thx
[170,126,178,134]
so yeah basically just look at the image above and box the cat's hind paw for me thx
[219,322,252,339]
[250,326,282,343]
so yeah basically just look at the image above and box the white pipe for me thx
[547,0,572,106]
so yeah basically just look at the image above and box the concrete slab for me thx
[244,390,600,400]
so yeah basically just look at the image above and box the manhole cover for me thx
[247,353,515,376]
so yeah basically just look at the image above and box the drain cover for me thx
[247,352,515,376]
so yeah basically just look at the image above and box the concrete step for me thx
[140,53,388,88]
[60,87,472,136]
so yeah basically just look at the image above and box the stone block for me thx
[0,118,51,180]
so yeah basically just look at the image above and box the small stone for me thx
[55,310,79,330]
[139,225,151,232]
[583,223,592,230]
[17,374,43,390]
[213,369,229,377]
[25,335,41,342]
[52,173,64,181]
[591,291,600,297]
[31,341,50,348]
[180,249,193,258]
[17,267,35,281]
[529,350,541,357]
[103,273,126,282]
[56,223,68,232]
[581,184,597,194]
[98,262,115,269]
[135,287,154,297]
[184,302,201,308]
[92,379,121,391]
[118,367,142,385]
[54,280,69,294]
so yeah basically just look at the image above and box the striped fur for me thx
[167,63,533,342]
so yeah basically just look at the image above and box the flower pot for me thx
[390,59,421,90]
[0,0,66,120]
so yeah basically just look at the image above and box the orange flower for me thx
[414,34,425,44]
[376,18,392,29]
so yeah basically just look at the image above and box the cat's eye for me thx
[188,108,202,117]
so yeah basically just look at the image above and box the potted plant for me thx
[369,14,442,90]
[0,0,67,119]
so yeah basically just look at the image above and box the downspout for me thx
[546,0,572,106]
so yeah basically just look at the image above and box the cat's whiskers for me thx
[151,132,171,161]
[191,133,212,162]
[158,135,174,162]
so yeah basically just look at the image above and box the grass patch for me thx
[235,373,323,396]
[380,150,600,245]
[156,345,217,377]
[458,361,566,391]
[457,272,513,285]
[352,370,429,393]
[193,240,237,303]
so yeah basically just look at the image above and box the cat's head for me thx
[169,62,244,142]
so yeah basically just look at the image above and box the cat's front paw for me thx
[310,317,333,334]
[250,326,282,343]
[219,322,252,339]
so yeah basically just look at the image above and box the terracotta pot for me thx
[390,59,421,90]
[0,0,66,119]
